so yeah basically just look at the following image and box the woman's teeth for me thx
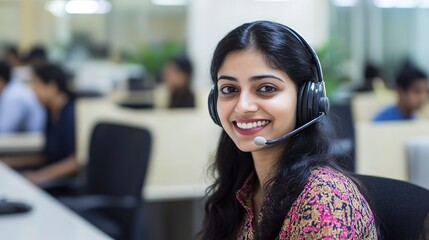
[236,120,269,130]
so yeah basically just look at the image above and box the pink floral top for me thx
[235,167,377,239]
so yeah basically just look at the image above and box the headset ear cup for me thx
[297,83,306,126]
[316,82,329,115]
[208,86,221,126]
[298,81,330,126]
[319,97,330,114]
[307,81,316,121]
[313,81,325,118]
[301,81,312,124]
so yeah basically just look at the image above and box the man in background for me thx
[3,45,32,83]
[0,61,46,133]
[373,65,429,121]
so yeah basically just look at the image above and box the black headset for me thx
[208,25,330,128]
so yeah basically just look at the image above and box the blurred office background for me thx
[1,0,429,239]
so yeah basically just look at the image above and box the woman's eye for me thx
[258,85,277,92]
[220,86,238,94]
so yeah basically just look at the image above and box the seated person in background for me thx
[1,64,79,186]
[355,62,387,93]
[25,45,49,68]
[162,55,195,108]
[3,45,32,83]
[373,65,428,122]
[0,61,45,133]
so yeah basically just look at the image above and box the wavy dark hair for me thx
[200,21,379,240]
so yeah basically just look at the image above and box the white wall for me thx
[187,0,330,87]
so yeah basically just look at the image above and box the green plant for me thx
[128,41,185,76]
[315,40,347,98]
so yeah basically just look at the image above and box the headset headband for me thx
[283,26,323,83]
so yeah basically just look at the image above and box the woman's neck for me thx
[251,143,284,218]
[251,143,284,190]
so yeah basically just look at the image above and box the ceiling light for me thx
[65,0,111,14]
[373,0,396,8]
[395,0,418,8]
[46,0,111,15]
[45,0,67,16]
[254,0,291,2]
[332,0,358,7]
[419,0,429,7]
[151,0,188,6]
[373,0,429,8]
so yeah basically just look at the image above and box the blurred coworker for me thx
[1,64,79,185]
[355,63,386,93]
[373,65,428,122]
[0,61,45,133]
[3,45,32,83]
[26,45,48,68]
[163,55,195,108]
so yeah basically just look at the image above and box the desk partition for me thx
[355,120,429,181]
[76,98,220,201]
[407,137,429,189]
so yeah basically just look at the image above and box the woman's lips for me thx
[233,119,270,136]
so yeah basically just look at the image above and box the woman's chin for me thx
[234,140,264,153]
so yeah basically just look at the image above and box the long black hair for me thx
[200,20,377,240]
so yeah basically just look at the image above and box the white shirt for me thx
[0,79,46,133]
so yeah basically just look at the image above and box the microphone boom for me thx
[253,113,325,145]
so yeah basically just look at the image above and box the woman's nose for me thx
[235,92,258,114]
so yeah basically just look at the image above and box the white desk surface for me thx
[0,163,112,240]
[0,133,44,154]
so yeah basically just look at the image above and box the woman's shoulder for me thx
[307,166,356,192]
[302,166,369,210]
[279,166,377,239]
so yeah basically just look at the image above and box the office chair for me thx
[357,175,429,240]
[323,101,355,171]
[60,122,152,240]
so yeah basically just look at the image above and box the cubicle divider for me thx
[355,120,429,181]
[406,137,429,189]
[76,97,220,200]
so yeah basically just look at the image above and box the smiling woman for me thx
[200,21,379,240]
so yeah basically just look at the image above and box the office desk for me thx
[0,133,44,155]
[0,163,112,240]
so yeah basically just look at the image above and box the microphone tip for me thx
[254,136,267,146]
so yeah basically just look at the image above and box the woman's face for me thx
[32,74,57,106]
[217,49,297,152]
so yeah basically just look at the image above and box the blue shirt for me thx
[0,79,46,133]
[373,104,415,122]
[44,99,75,164]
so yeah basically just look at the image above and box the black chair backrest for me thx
[358,175,429,239]
[86,122,152,198]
